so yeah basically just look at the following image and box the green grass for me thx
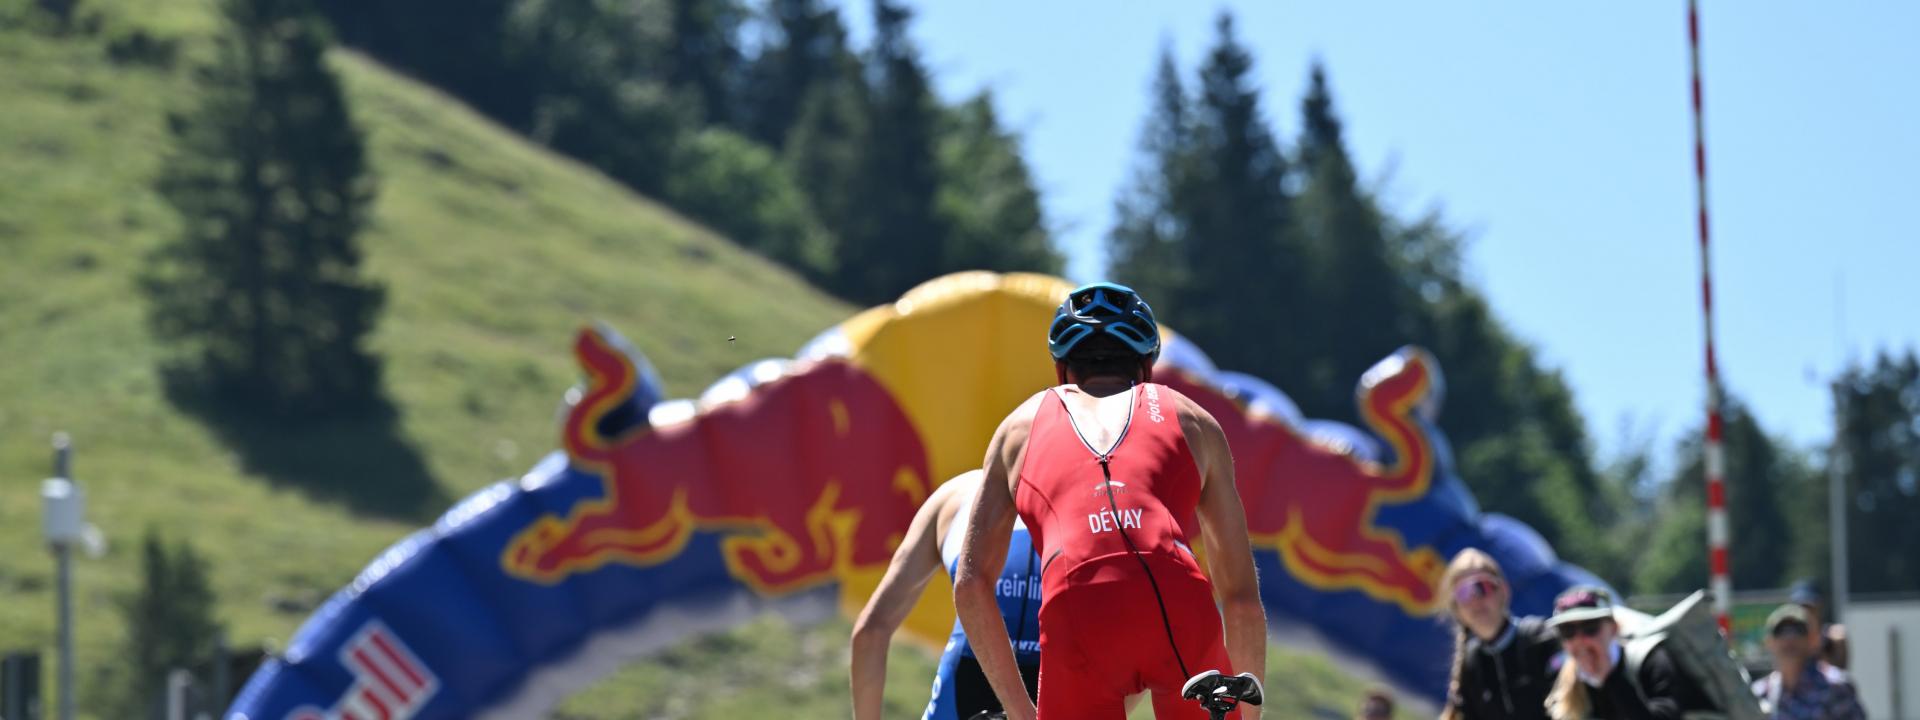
[0,1,1419,716]
[557,614,1420,719]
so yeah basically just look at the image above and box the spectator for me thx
[1437,548,1559,720]
[1752,604,1866,720]
[1356,687,1394,720]
[1544,586,1713,720]
[1789,579,1850,671]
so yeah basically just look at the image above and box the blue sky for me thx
[847,1,1920,458]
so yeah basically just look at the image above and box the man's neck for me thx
[1778,661,1807,690]
[1073,377,1135,398]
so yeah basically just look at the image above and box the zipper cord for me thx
[1101,455,1190,681]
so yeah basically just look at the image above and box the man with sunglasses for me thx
[1750,604,1865,720]
[1545,587,1712,720]
[1787,580,1851,671]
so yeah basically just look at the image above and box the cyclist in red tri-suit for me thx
[956,283,1266,720]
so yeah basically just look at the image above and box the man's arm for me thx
[955,403,1037,720]
[849,478,962,720]
[1182,393,1265,720]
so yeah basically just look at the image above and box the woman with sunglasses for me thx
[1544,587,1712,720]
[1438,549,1561,720]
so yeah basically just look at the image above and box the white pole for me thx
[1686,0,1733,637]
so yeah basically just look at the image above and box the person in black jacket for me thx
[1439,548,1561,720]
[1544,586,1714,720]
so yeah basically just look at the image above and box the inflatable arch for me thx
[229,272,1605,718]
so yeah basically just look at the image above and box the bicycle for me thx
[964,669,1263,720]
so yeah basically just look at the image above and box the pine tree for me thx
[832,0,947,303]
[1832,351,1920,593]
[1293,62,1412,417]
[936,94,1061,275]
[505,0,688,196]
[114,530,223,718]
[1172,12,1302,382]
[1109,42,1194,309]
[667,0,746,126]
[743,0,839,148]
[146,0,384,418]
[317,0,522,123]
[782,12,868,286]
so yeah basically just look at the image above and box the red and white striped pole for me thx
[1687,0,1733,639]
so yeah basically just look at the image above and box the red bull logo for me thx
[288,621,438,720]
[1162,348,1446,615]
[501,328,933,594]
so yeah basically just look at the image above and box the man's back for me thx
[1014,383,1202,596]
[979,381,1257,719]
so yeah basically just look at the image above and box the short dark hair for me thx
[1062,333,1147,382]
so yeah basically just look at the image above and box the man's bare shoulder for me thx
[995,390,1049,442]
[927,470,980,538]
[928,470,976,511]
[1164,385,1225,437]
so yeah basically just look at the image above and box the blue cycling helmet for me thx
[1048,282,1161,362]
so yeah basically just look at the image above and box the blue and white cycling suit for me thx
[923,486,1042,720]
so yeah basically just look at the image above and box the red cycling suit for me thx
[1014,383,1237,719]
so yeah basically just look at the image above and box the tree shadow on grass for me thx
[163,371,450,523]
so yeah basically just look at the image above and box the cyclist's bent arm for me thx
[851,478,962,720]
[1183,394,1266,720]
[955,408,1038,720]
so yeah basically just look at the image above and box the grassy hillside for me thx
[0,0,851,714]
[0,1,1418,717]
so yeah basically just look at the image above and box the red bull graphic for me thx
[287,622,438,720]
[501,330,932,593]
[228,271,1605,719]
[1160,349,1446,615]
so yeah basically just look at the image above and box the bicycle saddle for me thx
[1181,669,1265,712]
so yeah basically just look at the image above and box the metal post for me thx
[213,630,229,711]
[1828,383,1850,632]
[166,668,193,720]
[52,434,73,720]
[1891,625,1903,720]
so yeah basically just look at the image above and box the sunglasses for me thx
[1772,622,1809,640]
[1452,576,1502,603]
[1555,619,1609,640]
